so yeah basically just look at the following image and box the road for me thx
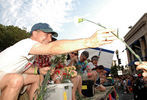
[116,88,134,100]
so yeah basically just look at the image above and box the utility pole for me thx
[116,50,121,67]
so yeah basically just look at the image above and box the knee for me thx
[99,85,106,92]
[33,75,40,84]
[9,74,23,88]
[77,75,82,80]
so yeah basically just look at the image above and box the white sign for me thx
[80,48,114,68]
[117,70,123,75]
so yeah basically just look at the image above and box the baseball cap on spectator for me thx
[81,51,89,58]
[30,23,58,37]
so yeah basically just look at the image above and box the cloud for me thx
[94,0,147,37]
[0,0,74,32]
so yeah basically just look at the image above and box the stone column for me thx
[126,50,131,63]
[139,37,146,60]
[145,34,147,60]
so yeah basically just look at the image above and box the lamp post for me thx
[116,50,121,66]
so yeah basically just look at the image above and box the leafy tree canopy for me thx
[110,65,119,77]
[0,24,30,51]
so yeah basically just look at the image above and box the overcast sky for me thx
[0,0,147,65]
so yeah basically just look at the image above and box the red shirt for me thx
[34,55,52,68]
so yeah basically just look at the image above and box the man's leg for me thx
[71,75,82,100]
[23,74,42,100]
[95,84,106,92]
[0,73,24,100]
[77,75,82,96]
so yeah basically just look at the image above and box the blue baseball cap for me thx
[30,23,58,37]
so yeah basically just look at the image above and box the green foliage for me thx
[0,24,30,51]
[36,64,56,100]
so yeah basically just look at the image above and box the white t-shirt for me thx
[66,60,71,66]
[88,62,96,70]
[0,38,38,79]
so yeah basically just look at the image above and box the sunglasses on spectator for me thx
[71,52,78,55]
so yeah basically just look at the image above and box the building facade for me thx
[124,13,147,73]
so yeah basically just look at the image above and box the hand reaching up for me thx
[87,29,117,48]
[135,61,147,77]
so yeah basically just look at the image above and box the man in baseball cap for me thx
[30,23,58,37]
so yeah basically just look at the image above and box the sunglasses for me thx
[71,52,78,55]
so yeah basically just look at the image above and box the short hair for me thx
[97,65,104,69]
[91,56,99,61]
[81,51,89,58]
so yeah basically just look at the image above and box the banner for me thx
[80,48,114,68]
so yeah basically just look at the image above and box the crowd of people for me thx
[114,75,133,93]
[34,49,109,100]
[0,22,147,100]
[114,64,147,100]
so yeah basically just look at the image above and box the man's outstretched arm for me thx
[30,29,116,55]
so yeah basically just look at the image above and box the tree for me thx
[110,65,118,77]
[0,24,30,51]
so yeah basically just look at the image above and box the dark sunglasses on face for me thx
[71,52,78,55]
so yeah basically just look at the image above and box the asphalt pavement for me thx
[116,88,134,100]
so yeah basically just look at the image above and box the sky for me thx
[0,0,147,66]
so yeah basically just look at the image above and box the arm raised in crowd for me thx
[30,29,116,55]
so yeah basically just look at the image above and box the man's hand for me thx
[135,61,147,77]
[87,29,117,48]
[71,56,78,62]
[39,67,55,75]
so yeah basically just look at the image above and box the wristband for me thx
[37,68,40,75]
[34,67,37,75]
